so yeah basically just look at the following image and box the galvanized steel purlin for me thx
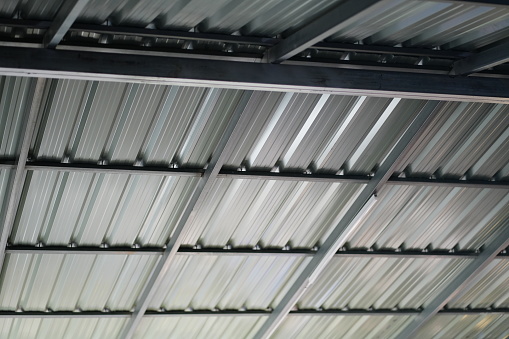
[0,78,46,277]
[119,91,254,339]
[253,101,442,339]
[43,0,91,48]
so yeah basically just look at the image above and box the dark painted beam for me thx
[0,47,509,103]
[7,245,496,259]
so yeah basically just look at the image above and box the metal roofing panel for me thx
[0,76,33,158]
[0,253,158,311]
[272,315,414,339]
[329,0,509,51]
[134,316,265,339]
[448,259,509,309]
[225,92,424,174]
[0,169,13,228]
[397,102,509,180]
[346,185,509,251]
[183,178,364,249]
[148,255,310,310]
[298,257,470,310]
[0,0,64,20]
[77,0,343,36]
[0,318,127,339]
[11,170,198,247]
[31,79,243,167]
[415,314,509,339]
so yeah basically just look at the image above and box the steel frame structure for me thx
[1,160,508,189]
[0,0,508,338]
[1,308,508,319]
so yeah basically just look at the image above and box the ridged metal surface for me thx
[448,259,509,309]
[0,76,33,158]
[0,170,13,233]
[415,314,509,339]
[347,185,509,251]
[397,102,509,180]
[11,171,198,247]
[134,316,265,339]
[298,258,470,309]
[148,255,310,310]
[182,178,364,249]
[0,318,127,339]
[272,315,414,339]
[329,0,509,51]
[0,254,159,311]
[224,93,424,175]
[31,79,243,167]
[79,0,343,35]
[0,0,64,20]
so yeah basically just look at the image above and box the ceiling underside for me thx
[0,0,508,339]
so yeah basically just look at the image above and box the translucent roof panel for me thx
[30,79,244,167]
[224,92,424,175]
[328,0,509,51]
[0,76,34,158]
[134,316,265,339]
[0,318,127,339]
[448,259,509,309]
[272,315,414,339]
[396,102,509,180]
[148,255,310,311]
[414,314,509,339]
[298,257,470,310]
[182,178,364,249]
[11,171,198,247]
[346,185,509,251]
[0,254,158,311]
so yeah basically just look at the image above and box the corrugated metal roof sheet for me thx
[397,102,509,180]
[0,254,159,311]
[224,92,424,175]
[298,257,470,310]
[415,314,509,338]
[31,79,243,167]
[272,315,414,339]
[0,169,13,227]
[79,0,343,36]
[448,259,509,309]
[148,255,310,311]
[346,185,509,251]
[133,316,265,339]
[0,76,33,158]
[11,171,198,247]
[0,318,127,339]
[329,0,509,51]
[182,178,364,249]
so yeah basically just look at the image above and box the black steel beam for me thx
[0,47,509,103]
[0,19,474,60]
[0,308,508,319]
[2,160,508,189]
[451,40,509,76]
[7,245,496,259]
